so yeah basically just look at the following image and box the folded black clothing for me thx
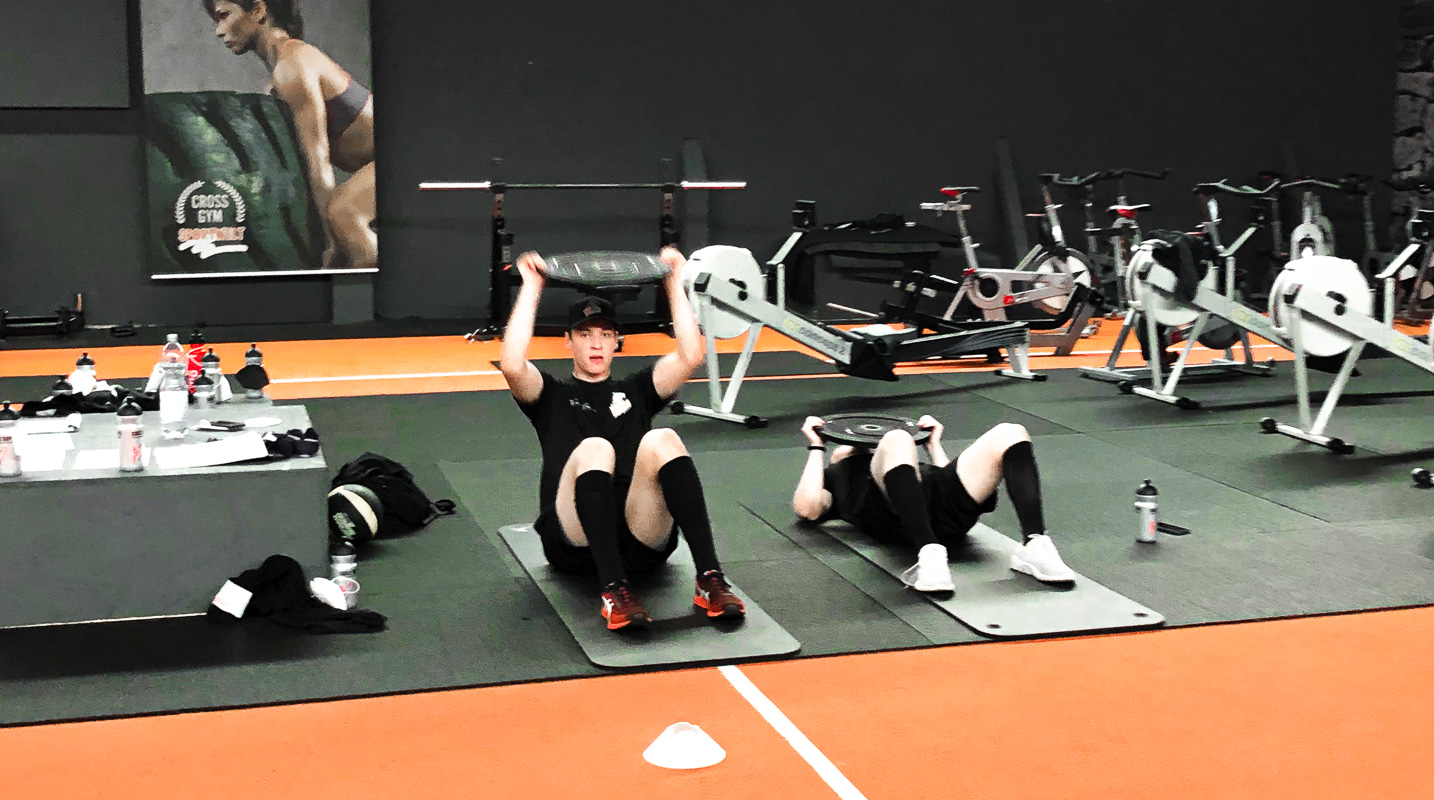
[294,427,320,457]
[21,386,159,417]
[262,431,298,459]
[206,554,385,634]
[261,428,321,460]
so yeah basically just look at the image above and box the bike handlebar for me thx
[1193,179,1282,198]
[1282,177,1344,192]
[1044,168,1170,189]
[1104,167,1171,182]
[1384,177,1434,194]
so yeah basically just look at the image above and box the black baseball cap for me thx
[567,296,618,332]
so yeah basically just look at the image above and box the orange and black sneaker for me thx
[693,570,746,619]
[600,579,650,631]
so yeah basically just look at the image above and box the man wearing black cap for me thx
[498,247,746,632]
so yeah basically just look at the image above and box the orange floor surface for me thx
[4,606,1431,799]
[4,319,1430,798]
[0,316,1335,399]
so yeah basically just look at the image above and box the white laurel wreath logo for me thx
[173,180,247,224]
[214,180,247,223]
[174,180,205,224]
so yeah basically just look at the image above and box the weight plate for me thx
[543,250,668,288]
[1197,318,1242,351]
[816,413,931,447]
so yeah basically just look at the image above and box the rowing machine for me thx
[1258,242,1431,453]
[673,245,1031,427]
[1082,180,1280,390]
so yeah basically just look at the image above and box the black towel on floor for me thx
[206,554,386,634]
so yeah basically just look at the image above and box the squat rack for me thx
[420,150,745,338]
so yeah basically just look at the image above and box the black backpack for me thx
[330,452,456,537]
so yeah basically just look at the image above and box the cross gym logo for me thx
[174,180,250,259]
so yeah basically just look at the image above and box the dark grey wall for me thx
[378,0,1402,320]
[0,1,1405,328]
[0,0,130,108]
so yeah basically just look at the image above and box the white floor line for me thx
[1068,343,1283,357]
[271,369,501,384]
[718,665,868,800]
[264,341,1283,385]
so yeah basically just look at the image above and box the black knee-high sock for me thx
[881,464,938,548]
[656,456,721,575]
[574,470,624,586]
[1001,441,1047,542]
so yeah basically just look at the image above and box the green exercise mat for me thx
[499,524,800,670]
[771,516,1164,639]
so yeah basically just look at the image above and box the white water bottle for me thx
[1135,479,1159,543]
[158,360,188,439]
[73,352,97,394]
[117,396,144,473]
[161,333,185,367]
[0,402,20,478]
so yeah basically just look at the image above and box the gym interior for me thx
[3,2,1432,797]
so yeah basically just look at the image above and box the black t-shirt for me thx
[516,364,670,519]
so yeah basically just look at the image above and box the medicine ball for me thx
[327,484,383,544]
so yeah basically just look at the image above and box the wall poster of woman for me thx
[141,0,375,278]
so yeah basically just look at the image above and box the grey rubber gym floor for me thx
[2,357,1433,727]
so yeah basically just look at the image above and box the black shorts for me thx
[534,480,680,576]
[833,459,997,548]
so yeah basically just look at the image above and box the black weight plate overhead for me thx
[817,413,931,447]
[542,250,668,289]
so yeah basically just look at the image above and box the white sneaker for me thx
[900,543,955,593]
[1009,534,1076,584]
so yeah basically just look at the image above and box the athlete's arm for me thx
[793,416,833,520]
[919,414,949,467]
[500,252,546,404]
[271,47,337,263]
[652,247,705,399]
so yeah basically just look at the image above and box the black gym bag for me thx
[330,452,456,537]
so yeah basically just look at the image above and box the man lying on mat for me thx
[792,415,1076,592]
[499,249,746,632]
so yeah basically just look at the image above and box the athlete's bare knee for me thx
[639,427,687,460]
[991,422,1031,449]
[877,428,916,454]
[571,437,616,472]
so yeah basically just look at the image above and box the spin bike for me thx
[906,177,1100,356]
[1051,168,1170,313]
[1283,176,1352,261]
[1258,208,1434,453]
[1082,180,1281,395]
[1382,178,1434,322]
